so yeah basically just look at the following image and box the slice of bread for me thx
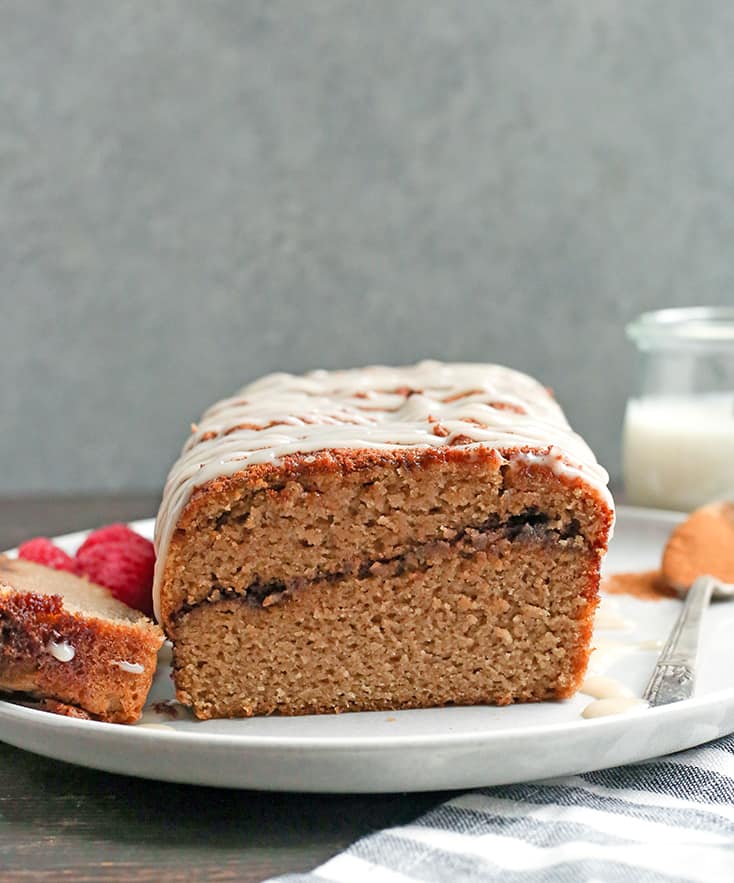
[0,556,164,723]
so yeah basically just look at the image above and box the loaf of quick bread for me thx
[154,361,614,719]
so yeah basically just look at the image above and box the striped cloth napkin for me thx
[270,734,734,883]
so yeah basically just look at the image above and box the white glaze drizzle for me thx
[157,642,173,667]
[46,640,75,663]
[587,637,663,674]
[594,596,631,631]
[111,660,145,674]
[581,675,635,700]
[581,698,648,719]
[637,639,665,651]
[153,361,613,620]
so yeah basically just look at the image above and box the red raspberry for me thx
[75,523,151,558]
[76,540,155,617]
[18,537,78,573]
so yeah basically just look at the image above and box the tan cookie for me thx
[662,501,734,589]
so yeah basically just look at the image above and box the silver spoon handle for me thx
[642,575,717,706]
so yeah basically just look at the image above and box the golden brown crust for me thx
[36,698,93,720]
[0,567,164,723]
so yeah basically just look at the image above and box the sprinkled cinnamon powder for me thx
[602,570,677,601]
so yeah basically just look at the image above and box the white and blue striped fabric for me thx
[270,735,734,883]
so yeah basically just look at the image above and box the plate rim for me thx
[2,679,734,752]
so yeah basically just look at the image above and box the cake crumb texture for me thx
[161,447,612,719]
[0,557,164,723]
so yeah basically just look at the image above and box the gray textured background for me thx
[2,1,733,495]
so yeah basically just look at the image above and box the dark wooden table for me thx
[0,496,443,881]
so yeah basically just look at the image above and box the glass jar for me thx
[623,306,734,511]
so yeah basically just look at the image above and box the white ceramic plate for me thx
[1,507,733,793]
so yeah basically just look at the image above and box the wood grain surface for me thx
[0,496,443,881]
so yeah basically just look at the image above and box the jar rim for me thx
[627,306,734,348]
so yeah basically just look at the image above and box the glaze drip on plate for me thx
[153,361,612,621]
